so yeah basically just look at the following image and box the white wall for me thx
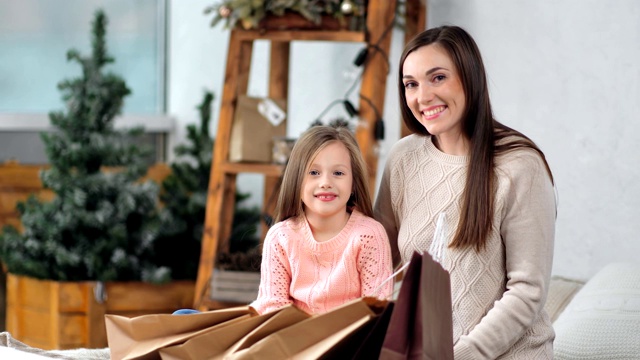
[427,0,640,280]
[168,1,640,281]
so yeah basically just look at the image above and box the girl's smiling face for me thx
[301,141,353,223]
[402,44,466,146]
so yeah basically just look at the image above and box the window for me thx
[0,0,170,164]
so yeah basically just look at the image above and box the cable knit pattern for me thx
[250,210,393,315]
[374,135,556,360]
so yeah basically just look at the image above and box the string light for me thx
[312,13,396,137]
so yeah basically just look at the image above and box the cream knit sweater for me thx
[250,210,394,315]
[374,135,556,359]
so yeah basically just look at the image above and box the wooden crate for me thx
[6,273,194,350]
[210,270,260,304]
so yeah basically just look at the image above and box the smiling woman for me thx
[375,25,557,359]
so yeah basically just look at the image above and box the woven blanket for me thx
[0,332,110,360]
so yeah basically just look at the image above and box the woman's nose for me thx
[418,84,435,103]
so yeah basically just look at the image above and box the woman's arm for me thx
[454,151,556,359]
[374,148,402,268]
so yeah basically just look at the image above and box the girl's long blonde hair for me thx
[273,125,373,223]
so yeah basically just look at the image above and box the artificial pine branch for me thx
[205,0,365,30]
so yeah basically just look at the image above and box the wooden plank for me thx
[236,30,364,43]
[11,307,53,349]
[357,0,398,193]
[217,173,238,254]
[58,313,88,348]
[401,0,427,138]
[104,280,194,312]
[86,284,108,349]
[404,0,427,44]
[198,297,245,311]
[261,40,290,238]
[196,29,252,309]
[220,162,284,176]
[58,280,92,313]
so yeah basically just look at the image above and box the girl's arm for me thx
[357,220,394,299]
[249,227,293,314]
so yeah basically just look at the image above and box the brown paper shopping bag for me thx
[159,305,310,360]
[222,305,311,359]
[231,297,387,360]
[380,251,453,360]
[229,95,287,163]
[105,306,255,360]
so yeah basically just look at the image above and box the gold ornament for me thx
[340,0,355,15]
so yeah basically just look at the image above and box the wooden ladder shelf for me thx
[194,0,398,311]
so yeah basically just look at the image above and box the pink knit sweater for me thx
[250,210,393,315]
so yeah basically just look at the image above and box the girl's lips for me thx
[315,193,337,201]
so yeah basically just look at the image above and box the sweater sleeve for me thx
[374,145,402,268]
[453,151,556,359]
[249,225,293,315]
[357,221,394,299]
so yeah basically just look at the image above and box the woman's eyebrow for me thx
[403,66,448,79]
[425,66,447,76]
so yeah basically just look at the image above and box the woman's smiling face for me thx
[402,44,466,142]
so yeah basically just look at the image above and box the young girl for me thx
[250,125,393,315]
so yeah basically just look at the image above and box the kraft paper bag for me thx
[379,251,453,360]
[231,297,387,360]
[229,95,287,163]
[222,305,310,359]
[159,305,309,360]
[105,306,255,360]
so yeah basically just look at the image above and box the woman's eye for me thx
[432,74,446,83]
[403,81,416,89]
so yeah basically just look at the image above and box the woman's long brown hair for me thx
[398,26,554,251]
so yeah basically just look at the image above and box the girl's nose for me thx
[320,176,332,189]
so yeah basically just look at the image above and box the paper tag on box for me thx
[258,98,286,127]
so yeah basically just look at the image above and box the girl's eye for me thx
[309,170,319,176]
[333,171,345,176]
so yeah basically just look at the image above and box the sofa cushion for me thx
[553,262,640,359]
[545,275,585,323]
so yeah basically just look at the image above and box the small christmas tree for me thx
[0,10,169,283]
[155,90,262,278]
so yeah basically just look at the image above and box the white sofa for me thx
[545,262,640,359]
